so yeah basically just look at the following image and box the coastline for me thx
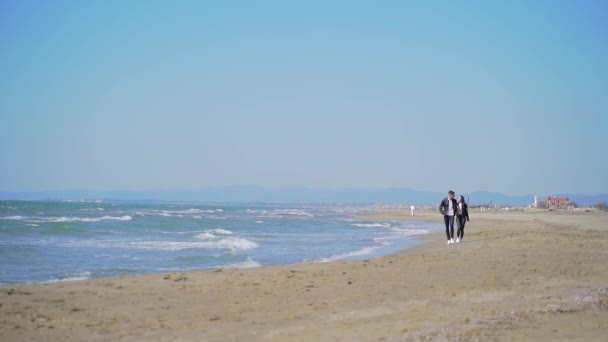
[1,210,607,341]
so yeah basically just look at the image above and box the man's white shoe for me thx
[450,238,455,244]
[456,237,460,243]
[447,240,451,245]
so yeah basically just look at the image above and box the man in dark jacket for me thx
[439,190,457,244]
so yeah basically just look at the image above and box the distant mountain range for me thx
[1,186,607,206]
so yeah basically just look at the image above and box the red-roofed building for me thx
[544,196,570,209]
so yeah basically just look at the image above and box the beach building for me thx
[543,196,570,209]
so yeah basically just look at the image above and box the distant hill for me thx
[1,186,606,206]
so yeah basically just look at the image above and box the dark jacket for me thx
[439,198,458,216]
[456,202,470,221]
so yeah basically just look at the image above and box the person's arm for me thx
[439,199,445,215]
[466,204,470,221]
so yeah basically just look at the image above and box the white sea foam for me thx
[194,232,216,240]
[128,241,214,251]
[245,209,265,213]
[2,215,26,220]
[25,224,39,227]
[193,229,234,240]
[161,230,206,235]
[2,215,132,223]
[222,257,262,269]
[44,271,92,283]
[191,228,254,250]
[66,236,258,251]
[131,238,257,251]
[272,209,314,217]
[207,228,233,235]
[351,223,391,228]
[208,237,258,250]
[160,208,221,215]
[163,209,203,214]
[38,215,132,223]
[314,246,379,263]
[254,220,263,224]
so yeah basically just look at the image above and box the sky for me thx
[1,0,607,196]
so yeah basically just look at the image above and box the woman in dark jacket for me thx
[456,195,470,243]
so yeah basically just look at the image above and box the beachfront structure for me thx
[543,196,570,209]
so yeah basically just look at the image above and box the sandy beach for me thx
[1,210,607,341]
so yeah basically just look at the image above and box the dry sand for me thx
[1,210,607,341]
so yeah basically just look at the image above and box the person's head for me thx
[458,195,465,203]
[448,190,455,200]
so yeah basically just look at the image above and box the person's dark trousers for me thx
[456,215,466,239]
[444,215,454,240]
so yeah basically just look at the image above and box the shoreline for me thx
[1,211,607,341]
[1,215,441,287]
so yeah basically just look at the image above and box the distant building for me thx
[544,196,570,209]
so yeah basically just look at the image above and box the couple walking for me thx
[439,190,469,245]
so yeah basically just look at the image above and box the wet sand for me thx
[1,210,607,341]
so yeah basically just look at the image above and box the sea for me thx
[0,201,441,285]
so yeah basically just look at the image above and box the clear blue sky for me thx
[1,0,606,195]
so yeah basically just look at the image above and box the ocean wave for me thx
[2,215,132,223]
[39,215,132,223]
[132,238,257,251]
[194,229,234,240]
[194,232,216,240]
[272,209,314,217]
[44,271,92,283]
[210,238,258,250]
[245,208,313,218]
[25,224,39,227]
[162,209,201,214]
[159,208,223,215]
[207,228,233,235]
[2,215,26,220]
[66,236,258,251]
[351,223,391,228]
[77,207,104,211]
[190,228,254,250]
[245,209,266,213]
[222,257,262,269]
[161,230,206,235]
[314,246,379,263]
